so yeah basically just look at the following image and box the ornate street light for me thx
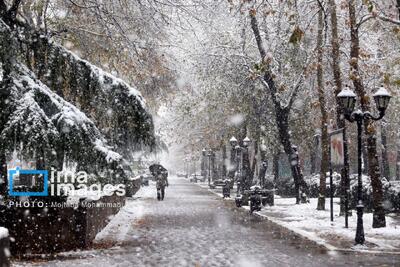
[243,136,251,147]
[229,136,238,147]
[337,85,391,245]
[373,86,391,113]
[337,86,357,114]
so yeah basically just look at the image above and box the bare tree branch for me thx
[358,13,400,29]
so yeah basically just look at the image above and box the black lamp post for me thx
[242,137,251,191]
[337,85,391,245]
[230,136,252,194]
[229,136,238,178]
[201,148,207,178]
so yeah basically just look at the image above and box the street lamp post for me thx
[229,136,238,180]
[235,144,242,194]
[337,85,391,245]
[259,143,268,188]
[242,137,251,191]
[229,136,252,195]
[201,148,207,178]
[207,149,212,186]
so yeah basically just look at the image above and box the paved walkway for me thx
[14,177,400,267]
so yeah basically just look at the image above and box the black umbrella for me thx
[149,164,167,175]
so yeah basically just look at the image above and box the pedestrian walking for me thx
[149,164,169,201]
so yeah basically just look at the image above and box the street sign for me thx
[330,129,344,167]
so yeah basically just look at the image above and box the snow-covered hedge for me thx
[301,172,400,212]
[0,19,153,184]
[0,63,122,174]
[275,172,341,197]
[19,26,155,158]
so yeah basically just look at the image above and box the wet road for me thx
[15,177,400,267]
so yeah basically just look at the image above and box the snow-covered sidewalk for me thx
[94,182,155,245]
[195,181,400,253]
[256,197,400,253]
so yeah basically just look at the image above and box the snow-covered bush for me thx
[0,63,123,178]
[276,172,399,212]
[18,27,155,159]
[348,175,400,212]
[0,18,154,186]
[304,172,342,198]
[276,172,341,198]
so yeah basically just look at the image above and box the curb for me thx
[194,182,400,256]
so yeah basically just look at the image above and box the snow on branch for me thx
[40,41,156,155]
[0,62,123,170]
[0,17,156,157]
[358,13,400,29]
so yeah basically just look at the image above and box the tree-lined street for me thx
[14,177,400,267]
[1,0,400,266]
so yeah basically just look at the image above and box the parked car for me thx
[213,178,234,189]
[189,174,205,183]
[177,172,187,178]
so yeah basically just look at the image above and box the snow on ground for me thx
[11,178,400,266]
[256,197,400,252]
[197,182,400,253]
[94,182,155,244]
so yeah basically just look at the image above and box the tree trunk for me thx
[242,147,251,190]
[250,138,258,183]
[348,0,386,228]
[201,151,206,177]
[222,142,227,179]
[362,138,369,174]
[316,8,328,211]
[396,139,400,180]
[328,0,351,217]
[249,10,308,203]
[397,0,400,20]
[310,133,320,175]
[211,151,216,181]
[259,146,268,188]
[278,112,308,203]
[380,120,390,180]
[273,151,280,185]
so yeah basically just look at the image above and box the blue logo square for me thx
[8,167,48,197]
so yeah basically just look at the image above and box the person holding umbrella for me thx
[149,163,169,201]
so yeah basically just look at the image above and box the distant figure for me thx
[149,163,169,201]
[155,170,169,201]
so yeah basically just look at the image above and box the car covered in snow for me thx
[177,172,187,178]
[189,174,205,183]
